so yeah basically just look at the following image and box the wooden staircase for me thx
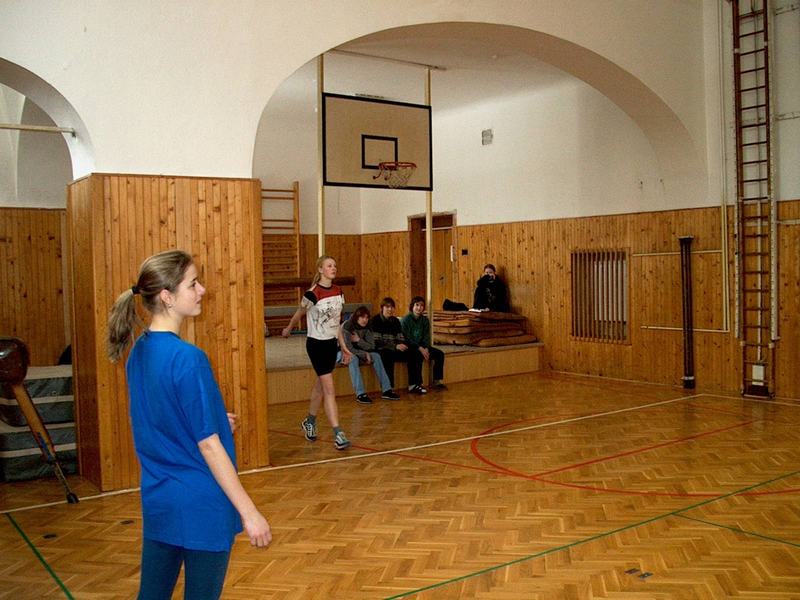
[732,0,776,397]
[262,182,301,334]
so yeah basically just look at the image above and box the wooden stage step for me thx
[266,341,542,405]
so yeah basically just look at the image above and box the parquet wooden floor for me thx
[2,371,799,599]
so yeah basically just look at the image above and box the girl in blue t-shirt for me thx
[107,249,271,600]
[282,255,353,450]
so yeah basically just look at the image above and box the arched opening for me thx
[253,22,707,234]
[251,20,707,379]
[0,57,95,181]
[0,58,94,367]
[0,58,96,484]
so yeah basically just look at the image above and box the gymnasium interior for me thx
[1,2,800,598]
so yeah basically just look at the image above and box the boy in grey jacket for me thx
[339,306,399,403]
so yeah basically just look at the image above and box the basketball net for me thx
[373,161,417,189]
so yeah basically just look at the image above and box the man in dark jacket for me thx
[473,264,509,312]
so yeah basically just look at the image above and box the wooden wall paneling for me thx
[299,234,362,302]
[0,208,67,365]
[776,201,800,396]
[359,232,409,311]
[331,201,800,397]
[67,174,268,491]
[67,176,101,485]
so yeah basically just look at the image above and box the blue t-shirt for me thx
[126,331,242,551]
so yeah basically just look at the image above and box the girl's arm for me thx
[198,434,272,547]
[281,305,306,337]
[337,325,353,364]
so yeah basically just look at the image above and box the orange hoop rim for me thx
[377,161,416,171]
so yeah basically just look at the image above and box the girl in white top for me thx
[282,255,353,450]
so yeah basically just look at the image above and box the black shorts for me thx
[306,337,338,376]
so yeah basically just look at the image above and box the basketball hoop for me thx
[373,161,417,189]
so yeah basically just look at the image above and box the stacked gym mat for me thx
[0,365,76,481]
[432,310,537,346]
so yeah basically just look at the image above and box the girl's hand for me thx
[227,412,239,434]
[340,350,353,365]
[242,510,272,548]
[281,326,292,338]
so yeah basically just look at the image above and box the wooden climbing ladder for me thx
[732,0,776,397]
[262,182,300,333]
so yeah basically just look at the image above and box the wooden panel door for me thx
[431,227,454,310]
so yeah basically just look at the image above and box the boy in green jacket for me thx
[400,296,446,390]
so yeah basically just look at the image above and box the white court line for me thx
[698,392,800,408]
[2,392,703,515]
[241,392,704,474]
[1,487,139,515]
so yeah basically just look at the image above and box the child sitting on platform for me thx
[401,296,447,390]
[340,306,400,404]
[370,297,426,394]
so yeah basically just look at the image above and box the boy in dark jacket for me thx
[369,297,426,394]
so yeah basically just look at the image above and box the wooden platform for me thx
[265,336,542,404]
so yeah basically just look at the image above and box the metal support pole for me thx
[425,69,433,346]
[0,123,76,136]
[317,54,325,256]
[679,237,696,389]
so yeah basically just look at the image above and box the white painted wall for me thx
[16,99,72,208]
[772,4,800,200]
[254,50,666,232]
[1,1,798,223]
[0,1,710,177]
[0,84,24,203]
[0,86,70,208]
[253,53,429,235]
[430,71,665,225]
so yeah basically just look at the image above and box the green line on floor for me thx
[676,513,800,548]
[5,513,74,599]
[384,468,800,599]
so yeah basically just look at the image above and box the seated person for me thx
[473,263,509,312]
[369,297,426,394]
[340,306,399,404]
[401,296,446,390]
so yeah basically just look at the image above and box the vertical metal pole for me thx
[732,0,743,341]
[679,236,696,389]
[317,54,326,256]
[425,68,433,344]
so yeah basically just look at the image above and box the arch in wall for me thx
[252,21,706,205]
[0,57,95,180]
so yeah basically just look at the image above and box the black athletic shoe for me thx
[381,390,400,400]
[409,384,428,395]
[356,393,372,404]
